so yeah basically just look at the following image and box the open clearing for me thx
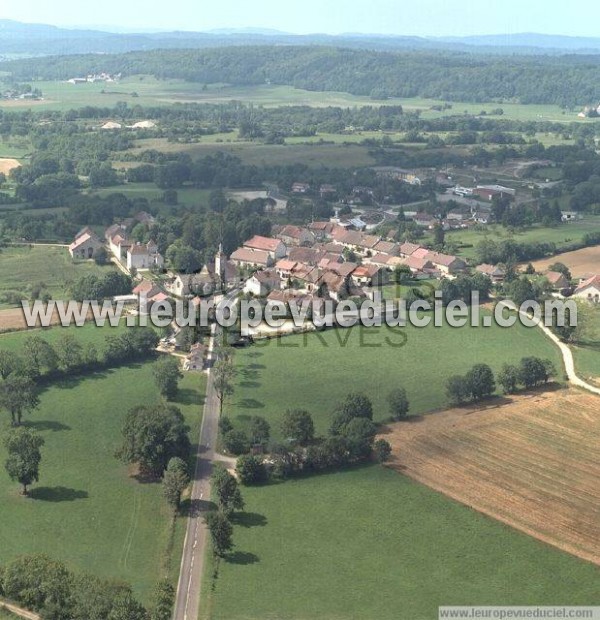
[383,388,600,565]
[0,158,21,175]
[529,245,600,278]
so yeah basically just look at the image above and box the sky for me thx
[1,0,600,37]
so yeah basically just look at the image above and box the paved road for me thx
[173,323,219,620]
[174,288,239,620]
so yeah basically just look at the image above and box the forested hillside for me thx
[4,46,600,106]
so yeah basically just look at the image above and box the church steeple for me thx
[215,243,226,286]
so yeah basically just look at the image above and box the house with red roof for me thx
[243,235,287,259]
[69,231,103,260]
[573,274,600,303]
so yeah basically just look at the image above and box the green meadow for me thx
[0,363,204,603]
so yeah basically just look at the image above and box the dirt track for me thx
[383,388,600,565]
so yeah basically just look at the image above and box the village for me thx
[67,185,600,372]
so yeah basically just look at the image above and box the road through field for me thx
[174,287,240,620]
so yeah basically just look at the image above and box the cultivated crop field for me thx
[530,245,600,278]
[383,388,600,565]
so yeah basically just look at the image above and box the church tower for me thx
[215,243,226,288]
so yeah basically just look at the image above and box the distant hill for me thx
[1,19,600,57]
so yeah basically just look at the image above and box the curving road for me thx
[500,300,600,396]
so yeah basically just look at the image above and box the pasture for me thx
[125,136,376,168]
[444,217,600,260]
[227,318,562,440]
[0,245,114,311]
[0,362,204,603]
[0,77,591,125]
[202,465,599,620]
[383,388,600,565]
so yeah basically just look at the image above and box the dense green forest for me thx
[4,46,600,106]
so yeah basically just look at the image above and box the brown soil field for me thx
[0,305,94,332]
[0,158,21,175]
[382,387,600,565]
[529,246,600,278]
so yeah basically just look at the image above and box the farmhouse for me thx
[545,271,570,290]
[126,242,164,271]
[476,263,506,283]
[231,248,273,269]
[398,242,422,258]
[275,225,315,247]
[291,182,311,194]
[351,264,387,287]
[243,235,287,259]
[69,231,103,259]
[572,275,600,303]
[166,274,208,298]
[244,270,282,297]
[425,252,466,275]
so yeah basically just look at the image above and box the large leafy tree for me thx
[0,375,40,425]
[117,404,190,478]
[204,511,233,557]
[152,356,183,399]
[330,392,373,435]
[4,427,44,495]
[280,409,314,445]
[162,457,190,509]
[211,463,244,515]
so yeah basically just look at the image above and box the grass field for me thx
[126,136,377,168]
[0,320,128,351]
[228,317,562,440]
[445,217,600,260]
[1,77,594,125]
[202,465,599,620]
[384,387,600,565]
[0,362,204,603]
[90,182,213,208]
[0,245,114,309]
[571,304,600,382]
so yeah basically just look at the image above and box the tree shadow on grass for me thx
[171,387,203,407]
[236,398,265,409]
[45,369,114,391]
[24,420,70,432]
[225,551,259,565]
[239,381,261,389]
[29,486,88,502]
[230,512,267,528]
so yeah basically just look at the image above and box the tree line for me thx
[5,46,600,106]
